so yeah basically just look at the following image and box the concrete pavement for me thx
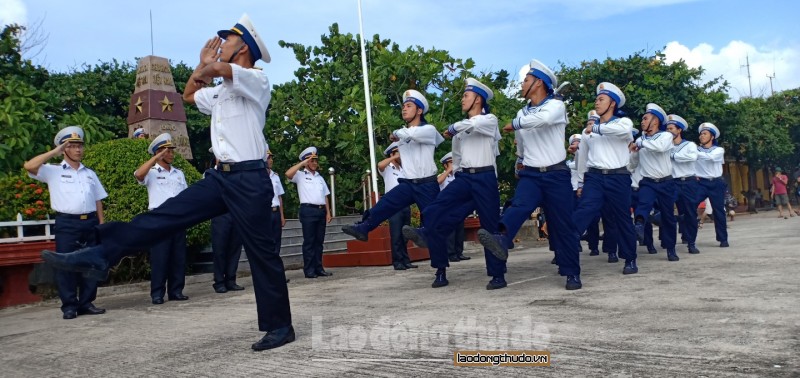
[1,212,798,377]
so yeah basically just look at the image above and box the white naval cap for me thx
[664,114,688,131]
[440,152,453,164]
[383,142,400,157]
[645,103,667,125]
[465,77,494,102]
[133,128,145,138]
[597,82,626,108]
[148,133,176,155]
[217,13,271,63]
[54,126,84,146]
[403,89,429,114]
[569,134,582,145]
[698,122,720,138]
[299,146,318,161]
[587,109,600,122]
[527,59,558,90]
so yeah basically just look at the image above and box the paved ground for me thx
[1,212,798,377]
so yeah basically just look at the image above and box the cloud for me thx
[664,40,800,100]
[0,0,27,26]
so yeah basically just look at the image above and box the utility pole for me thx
[766,72,776,96]
[741,55,753,98]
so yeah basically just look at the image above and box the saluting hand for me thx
[200,37,222,66]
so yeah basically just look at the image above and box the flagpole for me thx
[357,0,380,204]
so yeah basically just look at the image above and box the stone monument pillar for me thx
[127,55,193,159]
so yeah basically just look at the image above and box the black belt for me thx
[642,175,673,183]
[675,176,696,182]
[458,165,494,174]
[216,159,266,172]
[398,174,437,184]
[300,203,325,209]
[55,211,97,220]
[588,167,630,175]
[272,206,280,212]
[524,161,569,173]
[698,176,723,182]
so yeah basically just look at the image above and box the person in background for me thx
[770,167,795,219]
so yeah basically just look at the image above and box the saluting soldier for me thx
[403,78,502,289]
[574,82,639,275]
[134,133,189,304]
[630,103,679,262]
[378,142,417,270]
[694,123,730,247]
[24,126,108,319]
[665,115,701,254]
[341,90,444,242]
[286,147,333,278]
[477,61,583,290]
[43,14,295,351]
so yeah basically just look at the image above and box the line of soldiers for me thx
[342,59,730,292]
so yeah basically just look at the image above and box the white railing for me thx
[0,213,55,244]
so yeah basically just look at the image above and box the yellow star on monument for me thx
[160,95,174,112]
[135,97,143,113]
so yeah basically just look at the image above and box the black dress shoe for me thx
[169,294,189,301]
[77,305,106,315]
[63,310,77,320]
[457,254,471,260]
[41,247,109,281]
[393,264,407,270]
[341,224,369,241]
[304,273,317,278]
[402,226,428,248]
[403,263,418,269]
[226,284,245,291]
[486,276,507,290]
[252,325,296,351]
[448,257,460,263]
[152,297,165,305]
[214,286,228,294]
[315,270,332,277]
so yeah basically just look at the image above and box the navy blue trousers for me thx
[631,188,655,248]
[420,170,505,277]
[635,179,677,250]
[674,178,700,245]
[299,206,326,276]
[149,230,186,299]
[695,178,728,243]
[388,207,411,265]
[446,221,465,260]
[574,173,637,262]
[357,180,439,233]
[96,168,290,332]
[270,207,283,256]
[211,213,242,290]
[54,215,99,314]
[502,169,580,276]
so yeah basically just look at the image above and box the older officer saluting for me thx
[134,133,189,304]
[286,147,333,278]
[42,14,295,351]
[630,103,679,262]
[24,126,108,319]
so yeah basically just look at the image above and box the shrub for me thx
[0,170,52,222]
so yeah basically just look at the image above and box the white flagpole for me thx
[357,0,380,204]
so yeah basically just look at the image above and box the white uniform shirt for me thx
[449,114,501,171]
[695,145,725,178]
[29,161,108,214]
[567,158,579,191]
[576,117,634,182]
[290,169,330,205]
[269,170,285,208]
[379,162,405,193]
[393,124,444,179]
[628,152,642,188]
[634,131,674,179]
[671,141,699,178]
[137,164,187,210]
[439,173,455,191]
[194,64,270,163]
[512,97,568,167]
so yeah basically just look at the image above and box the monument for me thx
[127,55,192,159]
